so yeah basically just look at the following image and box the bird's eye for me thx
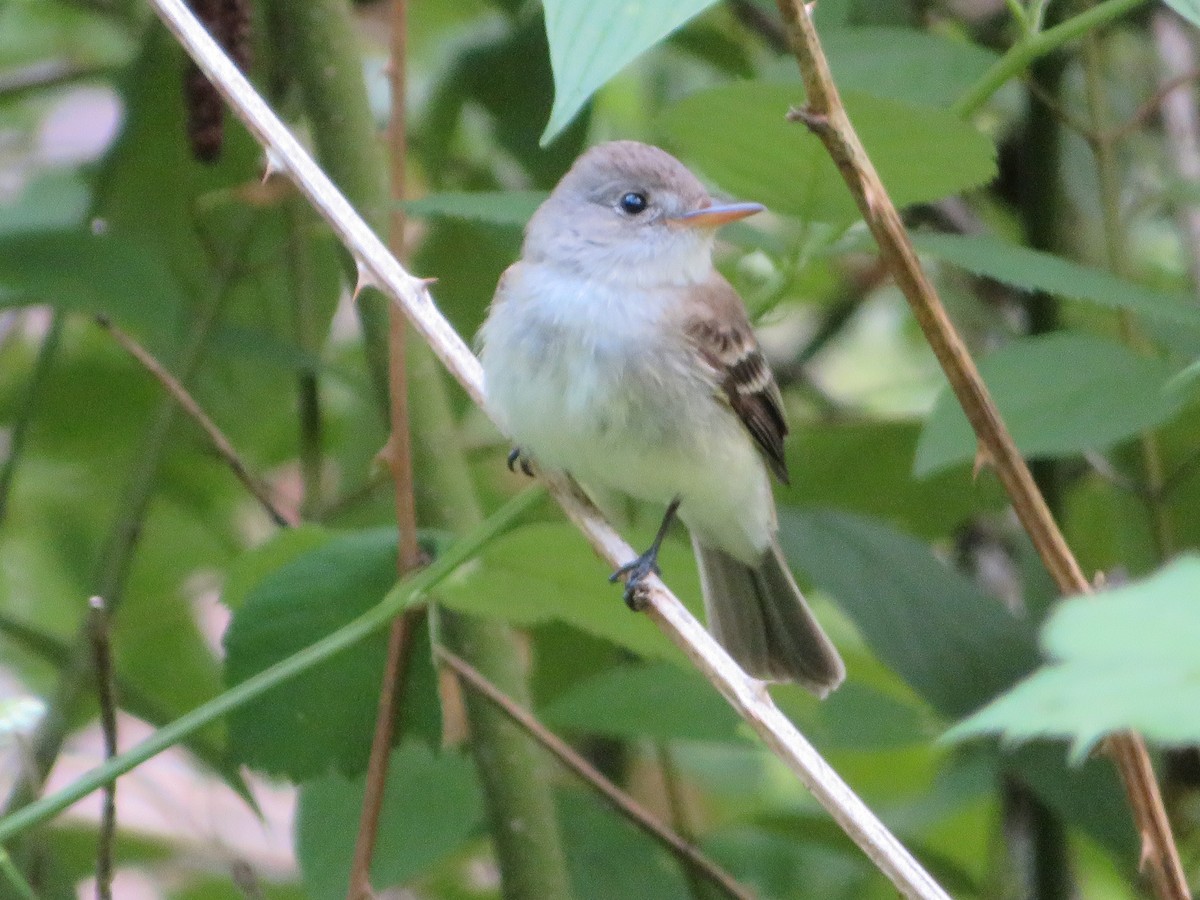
[619,192,648,215]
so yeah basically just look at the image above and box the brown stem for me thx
[437,648,753,900]
[95,316,296,528]
[347,1,423,896]
[773,2,1188,897]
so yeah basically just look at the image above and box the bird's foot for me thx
[506,447,534,477]
[609,548,662,611]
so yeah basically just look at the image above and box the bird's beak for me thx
[670,201,764,229]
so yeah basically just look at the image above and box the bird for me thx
[478,140,845,695]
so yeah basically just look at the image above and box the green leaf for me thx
[296,741,483,899]
[220,525,333,613]
[435,522,701,663]
[541,662,743,741]
[662,85,995,224]
[915,232,1200,329]
[947,556,1200,760]
[0,170,90,236]
[403,191,547,227]
[222,529,440,779]
[820,27,999,108]
[0,230,182,336]
[561,789,691,900]
[914,333,1186,476]
[1162,0,1200,29]
[817,681,931,749]
[778,508,1039,718]
[540,0,719,144]
[779,421,1007,539]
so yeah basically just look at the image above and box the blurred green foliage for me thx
[1,0,1199,897]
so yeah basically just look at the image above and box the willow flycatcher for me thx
[479,141,844,695]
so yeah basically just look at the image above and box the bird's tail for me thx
[692,536,845,696]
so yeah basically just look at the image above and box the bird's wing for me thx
[683,275,790,485]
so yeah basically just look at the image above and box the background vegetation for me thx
[1,0,1200,897]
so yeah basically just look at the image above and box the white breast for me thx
[479,263,775,562]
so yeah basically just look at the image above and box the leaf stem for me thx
[953,0,1149,117]
[96,315,295,527]
[0,485,545,845]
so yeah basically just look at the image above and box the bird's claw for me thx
[610,551,661,611]
[506,447,534,477]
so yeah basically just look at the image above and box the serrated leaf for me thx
[403,191,547,227]
[222,529,440,779]
[662,85,996,224]
[436,522,702,663]
[540,662,743,741]
[296,741,483,898]
[946,556,1200,761]
[915,232,1200,328]
[1163,0,1200,29]
[778,508,1039,718]
[540,0,719,144]
[914,333,1186,476]
[0,230,182,336]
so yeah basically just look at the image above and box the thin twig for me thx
[773,1,1188,897]
[3,249,242,821]
[87,597,117,900]
[144,2,951,895]
[437,648,753,900]
[1022,75,1096,141]
[1107,66,1200,143]
[94,316,295,528]
[348,0,423,896]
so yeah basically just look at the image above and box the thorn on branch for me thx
[786,105,830,134]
